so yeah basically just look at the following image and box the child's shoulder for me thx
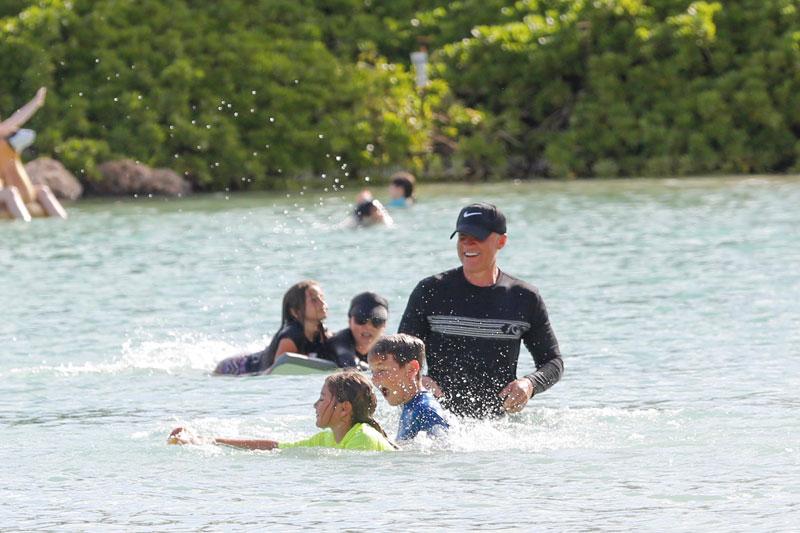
[343,423,395,451]
[398,392,450,441]
[411,390,446,414]
[280,429,335,449]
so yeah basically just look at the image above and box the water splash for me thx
[4,334,269,377]
[159,405,674,456]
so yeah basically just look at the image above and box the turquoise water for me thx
[2,177,799,530]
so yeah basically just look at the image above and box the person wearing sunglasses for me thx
[325,292,389,369]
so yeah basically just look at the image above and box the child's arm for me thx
[168,427,279,450]
[212,437,279,450]
[371,199,394,226]
[0,87,46,136]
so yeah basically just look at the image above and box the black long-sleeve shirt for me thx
[399,267,563,418]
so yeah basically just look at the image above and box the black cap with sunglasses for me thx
[349,292,389,327]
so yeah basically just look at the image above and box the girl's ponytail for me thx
[365,416,392,442]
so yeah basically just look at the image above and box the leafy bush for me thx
[427,0,800,178]
[2,0,799,188]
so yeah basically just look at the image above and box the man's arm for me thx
[500,295,563,412]
[521,294,563,395]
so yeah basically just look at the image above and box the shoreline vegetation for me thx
[45,175,798,213]
[2,1,800,199]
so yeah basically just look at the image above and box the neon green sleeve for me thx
[279,425,394,451]
[279,430,335,449]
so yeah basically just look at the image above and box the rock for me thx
[505,155,530,180]
[25,157,83,200]
[94,159,191,197]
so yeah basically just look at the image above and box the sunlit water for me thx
[2,177,799,531]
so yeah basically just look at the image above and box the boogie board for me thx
[266,353,339,376]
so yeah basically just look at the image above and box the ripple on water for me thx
[2,178,800,529]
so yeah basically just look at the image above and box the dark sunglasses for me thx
[353,316,386,327]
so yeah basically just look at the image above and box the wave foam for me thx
[4,334,269,377]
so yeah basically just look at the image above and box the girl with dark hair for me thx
[213,280,330,375]
[169,370,396,451]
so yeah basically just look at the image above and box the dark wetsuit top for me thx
[247,320,327,372]
[215,320,328,375]
[398,267,563,418]
[324,328,368,369]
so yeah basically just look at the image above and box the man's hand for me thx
[421,376,443,398]
[498,378,534,413]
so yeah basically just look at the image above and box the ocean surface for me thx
[2,177,799,531]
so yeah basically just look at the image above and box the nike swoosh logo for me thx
[463,211,481,218]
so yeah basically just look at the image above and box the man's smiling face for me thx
[457,232,506,276]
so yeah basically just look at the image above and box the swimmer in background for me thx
[387,171,416,208]
[346,170,416,227]
[326,292,389,370]
[169,371,396,451]
[214,280,329,376]
[368,333,449,443]
[351,189,393,227]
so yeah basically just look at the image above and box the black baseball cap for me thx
[449,202,507,240]
[348,292,389,321]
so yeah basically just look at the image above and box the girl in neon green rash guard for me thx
[169,371,396,451]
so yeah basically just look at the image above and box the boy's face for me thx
[368,353,419,406]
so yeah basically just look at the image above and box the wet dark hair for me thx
[368,333,425,381]
[390,171,416,199]
[281,280,319,326]
[325,370,397,449]
[256,280,327,370]
[354,199,376,220]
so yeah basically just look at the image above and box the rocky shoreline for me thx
[25,157,192,200]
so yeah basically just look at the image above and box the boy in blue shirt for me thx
[368,333,449,442]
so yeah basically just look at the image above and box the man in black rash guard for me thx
[398,202,563,418]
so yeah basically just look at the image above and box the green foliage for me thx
[2,0,800,188]
[0,0,432,190]
[54,138,111,181]
[426,0,800,178]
